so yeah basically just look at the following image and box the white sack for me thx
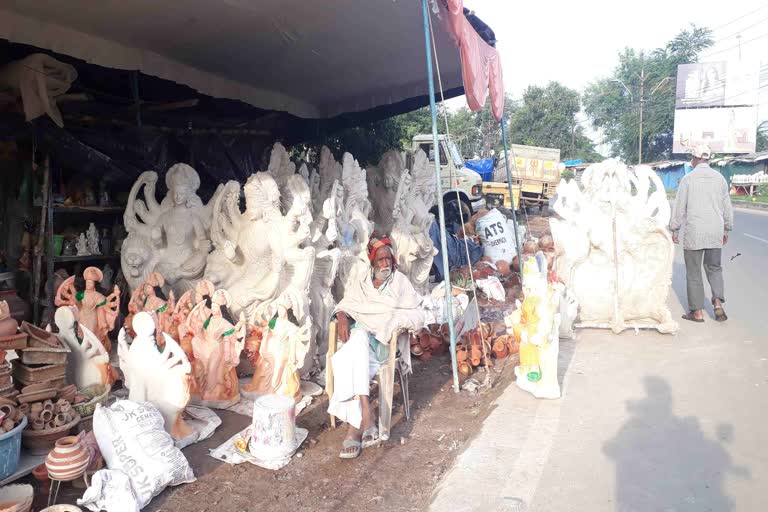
[476,208,516,263]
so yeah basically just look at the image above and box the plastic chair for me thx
[325,320,410,441]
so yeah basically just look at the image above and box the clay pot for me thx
[45,436,91,481]
[511,255,521,273]
[470,344,482,367]
[32,464,51,493]
[419,351,433,362]
[458,361,473,377]
[456,345,468,363]
[411,344,424,357]
[17,403,29,416]
[32,418,45,430]
[0,404,14,421]
[0,315,17,337]
[1,418,13,432]
[538,234,554,251]
[506,338,520,355]
[40,410,53,423]
[492,339,509,359]
[53,414,68,428]
[30,403,43,417]
[55,400,71,415]
[496,260,511,276]
[418,332,432,350]
[42,400,54,412]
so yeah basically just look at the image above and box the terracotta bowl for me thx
[0,484,33,512]
[22,413,80,455]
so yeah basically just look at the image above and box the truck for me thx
[483,144,562,210]
[408,134,486,220]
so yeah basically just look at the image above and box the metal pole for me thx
[638,66,644,165]
[421,0,459,393]
[500,117,523,261]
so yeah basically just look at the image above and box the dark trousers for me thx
[683,248,725,311]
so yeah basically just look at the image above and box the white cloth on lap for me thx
[328,327,382,429]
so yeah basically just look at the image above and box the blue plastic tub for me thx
[0,415,27,480]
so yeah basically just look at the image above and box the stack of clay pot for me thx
[410,324,448,361]
[21,397,80,455]
[455,321,521,378]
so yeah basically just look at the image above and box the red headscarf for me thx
[367,235,397,265]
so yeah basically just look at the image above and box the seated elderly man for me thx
[330,235,424,459]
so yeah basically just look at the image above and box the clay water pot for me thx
[496,260,511,276]
[32,418,45,430]
[46,436,90,482]
[411,344,424,357]
[456,345,468,363]
[511,255,521,273]
[458,361,473,377]
[42,400,54,412]
[506,338,520,355]
[492,339,509,359]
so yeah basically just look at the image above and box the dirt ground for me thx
[27,353,517,512]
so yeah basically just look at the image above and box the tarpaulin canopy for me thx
[0,0,481,119]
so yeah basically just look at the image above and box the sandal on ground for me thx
[682,311,705,323]
[339,439,362,459]
[362,427,380,448]
[713,306,728,322]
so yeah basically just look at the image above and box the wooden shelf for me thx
[43,254,120,263]
[34,205,124,214]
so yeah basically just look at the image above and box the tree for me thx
[757,121,768,153]
[507,82,601,161]
[583,24,714,163]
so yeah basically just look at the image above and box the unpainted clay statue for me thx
[185,289,246,408]
[118,312,194,442]
[75,233,88,256]
[55,305,117,390]
[121,164,221,296]
[125,272,176,341]
[86,223,100,255]
[243,300,312,402]
[335,152,374,300]
[367,150,404,233]
[55,266,120,352]
[550,159,677,334]
[391,149,438,293]
[206,143,316,324]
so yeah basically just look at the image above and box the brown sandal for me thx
[713,307,728,322]
[682,311,704,323]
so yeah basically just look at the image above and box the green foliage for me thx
[507,81,601,161]
[757,121,768,152]
[583,24,714,163]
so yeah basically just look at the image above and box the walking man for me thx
[670,144,733,322]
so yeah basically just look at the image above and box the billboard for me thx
[672,106,758,154]
[675,62,758,108]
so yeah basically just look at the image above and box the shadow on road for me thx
[603,377,749,512]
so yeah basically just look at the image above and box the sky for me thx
[449,0,768,151]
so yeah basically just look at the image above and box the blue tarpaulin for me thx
[464,158,494,181]
[656,165,686,191]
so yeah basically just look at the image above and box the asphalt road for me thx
[430,208,768,512]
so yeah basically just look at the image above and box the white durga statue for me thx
[391,149,438,294]
[334,152,374,300]
[122,163,220,296]
[549,159,678,334]
[367,150,403,233]
[204,143,316,324]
